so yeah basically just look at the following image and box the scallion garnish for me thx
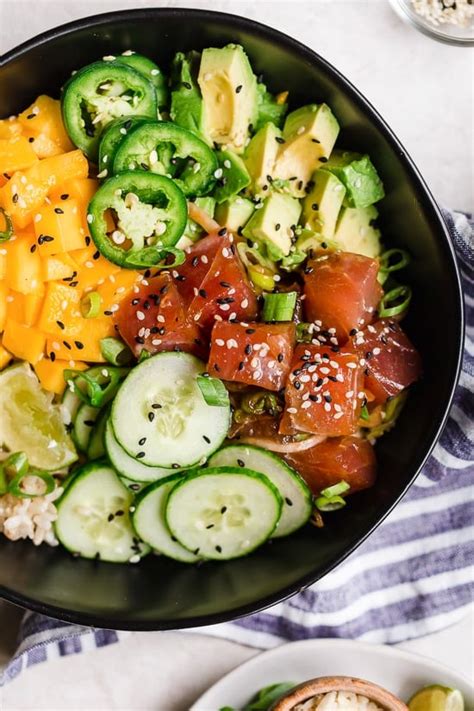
[196,374,229,407]
[378,248,410,285]
[8,470,56,499]
[320,480,350,498]
[100,337,133,366]
[379,285,412,318]
[2,451,29,479]
[138,349,152,362]
[296,322,313,343]
[248,266,275,291]
[80,291,102,319]
[314,494,347,512]
[262,291,297,322]
[360,404,370,421]
[0,207,13,242]
[64,366,128,408]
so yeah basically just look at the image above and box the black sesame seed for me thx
[235,84,243,93]
[192,256,199,267]
[56,320,65,330]
[93,250,100,260]
[220,281,231,288]
[74,341,84,350]
[275,136,285,144]
[30,244,37,253]
[221,506,227,514]
[63,340,72,350]
[26,113,36,120]
[311,138,321,143]
[42,235,54,242]
[324,394,332,403]
[50,352,56,362]
[215,545,222,553]
[328,375,338,382]
[172,463,180,469]
[182,81,192,90]
[277,353,284,363]
[136,451,146,459]
[245,344,252,355]
[237,459,245,467]
[28,136,35,143]
[152,403,162,409]
[138,437,147,446]
[203,435,211,443]
[312,203,319,211]
[129,483,141,491]
[294,381,301,390]
[297,180,303,191]
[206,524,214,529]
[309,394,318,402]
[275,223,281,231]
[54,207,64,214]
[218,227,227,236]
[246,328,256,334]
[148,412,155,422]
[321,242,328,249]
[349,329,358,336]
[84,420,96,427]
[104,310,113,316]
[12,193,19,204]
[199,289,207,298]
[365,351,373,360]
[135,336,145,345]
[316,377,324,387]
[85,235,91,246]
[108,513,114,522]
[319,157,328,163]
[238,361,244,371]
[214,363,220,372]
[285,497,293,506]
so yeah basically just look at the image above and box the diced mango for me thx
[3,320,45,364]
[0,342,13,370]
[23,286,45,326]
[5,289,25,324]
[5,231,42,294]
[0,245,6,280]
[35,198,86,256]
[0,282,7,331]
[46,317,115,362]
[97,270,142,313]
[22,131,63,159]
[72,248,121,291]
[0,170,49,229]
[0,118,22,140]
[34,357,86,395]
[30,150,89,193]
[41,253,77,281]
[18,96,73,153]
[0,136,39,174]
[37,282,81,337]
[51,178,98,207]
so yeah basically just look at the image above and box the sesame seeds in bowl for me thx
[387,0,474,45]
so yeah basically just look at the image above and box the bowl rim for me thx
[0,7,465,631]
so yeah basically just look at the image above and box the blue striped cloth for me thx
[1,209,472,686]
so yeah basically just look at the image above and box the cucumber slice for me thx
[132,475,200,563]
[73,403,100,452]
[105,419,178,483]
[0,362,77,470]
[55,460,149,563]
[87,407,109,460]
[111,353,230,468]
[60,388,82,426]
[166,466,282,560]
[208,445,312,537]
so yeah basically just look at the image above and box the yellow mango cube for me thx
[34,357,86,395]
[37,282,81,337]
[5,231,42,294]
[35,198,86,256]
[0,136,39,175]
[0,342,13,370]
[3,320,45,364]
[0,170,49,229]
[18,96,74,153]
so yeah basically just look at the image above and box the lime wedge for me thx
[0,363,77,471]
[408,685,465,711]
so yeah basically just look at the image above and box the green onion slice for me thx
[315,494,347,512]
[379,248,410,274]
[262,291,297,322]
[100,337,133,366]
[360,404,370,421]
[2,451,29,479]
[138,349,152,362]
[248,266,275,292]
[0,467,8,495]
[0,207,13,242]
[123,247,185,269]
[8,470,56,499]
[320,480,350,498]
[64,366,128,408]
[379,285,412,318]
[196,374,229,407]
[81,291,102,318]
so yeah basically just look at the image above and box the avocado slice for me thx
[272,103,340,198]
[198,44,258,153]
[242,192,302,260]
[215,196,255,233]
[303,169,346,238]
[170,51,206,139]
[213,149,251,203]
[177,196,216,248]
[333,205,381,257]
[254,82,288,131]
[324,150,385,208]
[244,122,282,197]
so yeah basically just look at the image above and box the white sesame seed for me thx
[373,347,381,355]
[97,169,108,179]
[320,367,330,375]
[52,341,61,351]
[226,338,238,349]
[324,402,331,412]
[151,339,162,346]
[358,391,366,399]
[347,362,357,369]
[219,303,230,311]
[287,407,297,414]
[151,68,160,76]
[297,126,305,135]
[193,162,201,173]
[223,160,231,169]
[334,411,344,420]
[149,149,158,165]
[250,357,259,368]
[334,404,342,412]
[273,274,281,282]
[61,300,68,310]
[215,338,225,346]
[103,55,116,61]
[302,401,311,409]
[300,375,311,383]
[214,168,223,179]
[156,315,165,323]
[359,358,366,367]
[201,255,208,264]
[336,374,344,382]
[268,360,276,369]
[87,214,94,224]
[136,311,145,321]
[222,248,230,258]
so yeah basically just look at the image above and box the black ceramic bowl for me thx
[0,8,463,630]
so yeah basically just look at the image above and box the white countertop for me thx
[0,0,472,708]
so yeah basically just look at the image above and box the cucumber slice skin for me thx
[55,459,149,563]
[104,420,181,483]
[61,388,82,426]
[73,403,100,452]
[111,352,230,468]
[165,466,283,560]
[132,474,200,564]
[87,407,109,460]
[208,445,312,538]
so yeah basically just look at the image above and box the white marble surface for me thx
[0,1,472,708]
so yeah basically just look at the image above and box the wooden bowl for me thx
[271,676,408,710]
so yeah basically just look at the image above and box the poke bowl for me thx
[0,9,463,629]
